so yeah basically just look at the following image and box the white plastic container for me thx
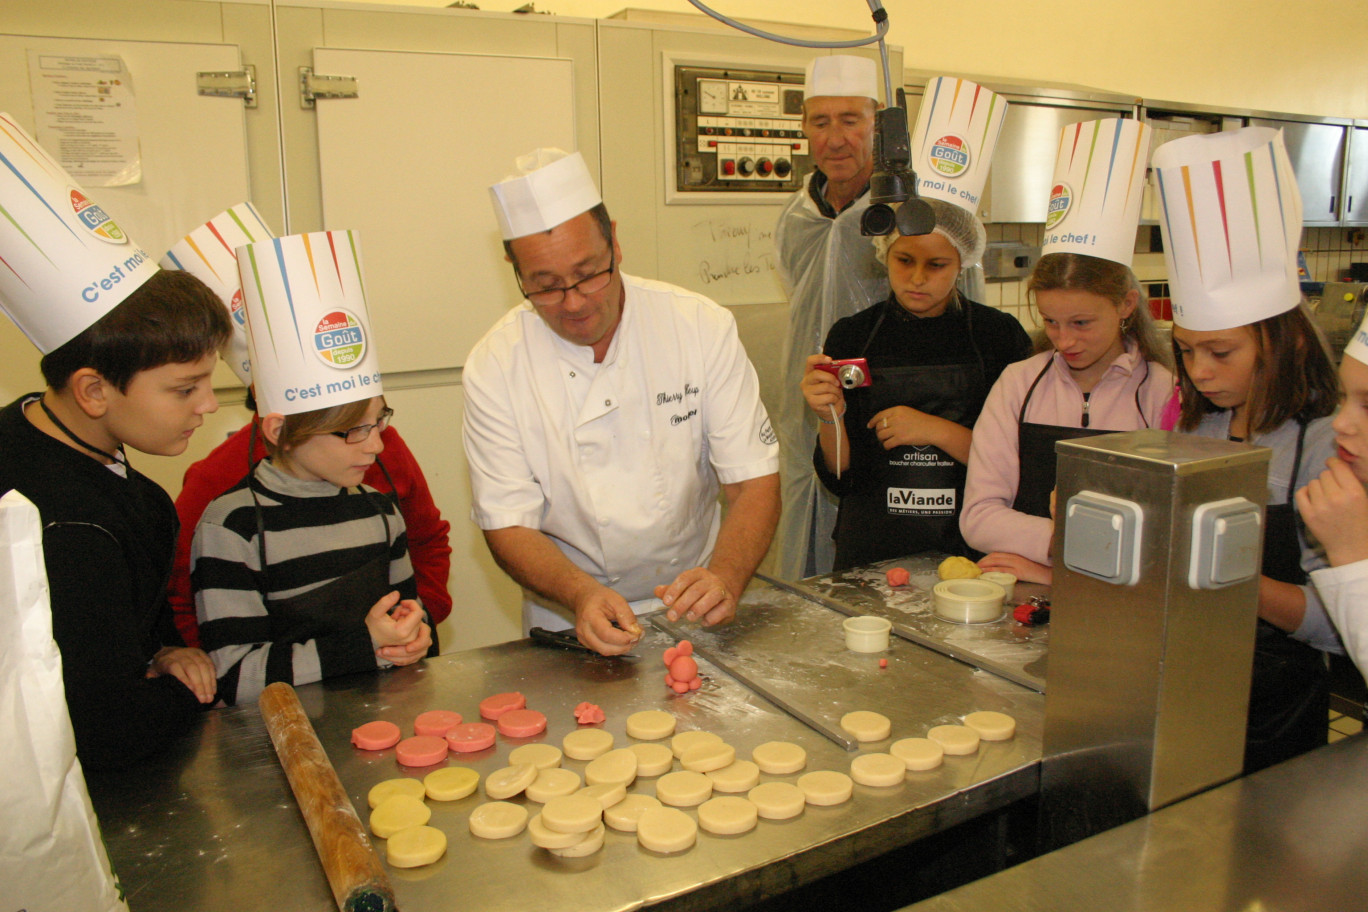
[932,579,1007,624]
[979,571,1017,603]
[843,615,892,653]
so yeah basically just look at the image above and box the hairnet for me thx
[871,198,987,271]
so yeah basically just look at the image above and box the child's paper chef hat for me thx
[1345,309,1368,366]
[0,112,158,353]
[1041,119,1152,268]
[909,77,1007,214]
[490,148,602,241]
[1153,126,1303,331]
[804,56,879,102]
[162,203,275,386]
[236,230,383,417]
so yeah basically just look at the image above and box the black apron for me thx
[1243,420,1329,774]
[249,469,420,682]
[832,302,985,570]
[1012,356,1152,518]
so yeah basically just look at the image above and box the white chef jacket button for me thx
[599,518,609,527]
[670,558,679,566]
[604,399,612,407]
[610,576,621,583]
[569,370,576,378]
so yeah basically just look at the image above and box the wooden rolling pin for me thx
[259,682,396,912]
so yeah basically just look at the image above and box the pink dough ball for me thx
[671,681,690,694]
[669,655,698,682]
[886,567,910,587]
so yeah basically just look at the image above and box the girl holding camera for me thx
[802,199,1030,571]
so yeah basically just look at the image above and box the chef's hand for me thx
[655,568,736,627]
[978,552,1053,586]
[801,354,846,420]
[573,585,643,656]
[869,406,942,449]
[148,646,217,704]
[1297,457,1368,566]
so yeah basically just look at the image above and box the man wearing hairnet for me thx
[773,55,888,579]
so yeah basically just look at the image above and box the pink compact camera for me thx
[816,357,872,389]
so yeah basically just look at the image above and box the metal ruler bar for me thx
[650,614,858,751]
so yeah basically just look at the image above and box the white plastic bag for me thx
[0,490,129,912]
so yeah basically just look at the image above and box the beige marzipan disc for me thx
[370,794,431,838]
[654,770,713,807]
[468,801,529,839]
[625,709,677,741]
[604,794,662,833]
[706,759,760,793]
[541,794,604,834]
[670,730,724,759]
[485,763,538,800]
[525,767,582,803]
[637,806,698,853]
[747,782,805,820]
[368,777,427,809]
[680,741,735,773]
[385,825,447,868]
[509,743,563,770]
[577,782,627,810]
[630,742,675,777]
[890,737,944,771]
[840,711,892,742]
[963,711,1016,741]
[927,725,980,756]
[528,813,591,849]
[751,741,807,775]
[697,796,759,835]
[424,767,480,801]
[549,821,606,858]
[797,770,854,806]
[585,748,639,787]
[850,753,906,787]
[563,728,615,761]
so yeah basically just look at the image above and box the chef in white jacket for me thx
[463,149,780,655]
[773,55,889,580]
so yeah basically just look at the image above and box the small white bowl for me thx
[979,571,1017,603]
[932,579,1007,624]
[843,615,892,653]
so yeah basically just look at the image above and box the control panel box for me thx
[672,64,810,197]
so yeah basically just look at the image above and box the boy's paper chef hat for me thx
[0,112,158,353]
[805,56,879,102]
[162,203,275,386]
[235,230,384,417]
[1153,126,1303,331]
[908,77,1008,214]
[490,148,602,241]
[1041,119,1152,268]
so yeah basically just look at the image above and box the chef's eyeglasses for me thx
[516,251,616,307]
[331,407,394,444]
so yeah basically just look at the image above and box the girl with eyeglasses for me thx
[191,395,432,705]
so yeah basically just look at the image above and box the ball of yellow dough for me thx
[937,556,982,580]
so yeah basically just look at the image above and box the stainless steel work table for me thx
[87,581,1044,912]
[902,731,1368,911]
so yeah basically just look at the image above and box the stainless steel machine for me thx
[1039,430,1271,850]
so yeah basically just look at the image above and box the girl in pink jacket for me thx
[959,253,1174,583]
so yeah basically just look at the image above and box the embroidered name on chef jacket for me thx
[656,383,701,426]
[887,488,957,516]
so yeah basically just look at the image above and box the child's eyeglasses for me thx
[331,407,394,444]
